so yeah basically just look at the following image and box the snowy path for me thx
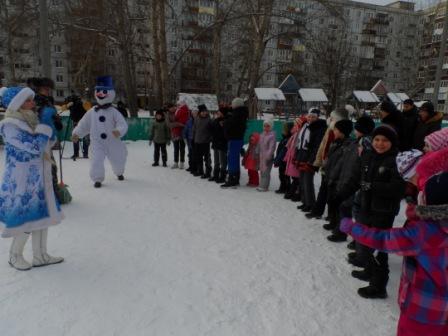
[0,142,401,336]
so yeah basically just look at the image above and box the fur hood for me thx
[416,204,448,223]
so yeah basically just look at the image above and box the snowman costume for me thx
[72,76,128,187]
[0,87,64,270]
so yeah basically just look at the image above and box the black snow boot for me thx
[351,269,371,282]
[94,182,102,188]
[357,285,387,299]
[347,240,356,250]
[327,231,347,243]
[118,175,124,181]
[221,174,238,189]
[152,162,159,167]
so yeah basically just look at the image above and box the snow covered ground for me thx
[0,141,403,336]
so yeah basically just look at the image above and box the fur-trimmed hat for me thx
[263,118,274,128]
[198,104,207,112]
[380,101,398,115]
[27,77,55,90]
[396,149,423,181]
[420,101,436,117]
[2,87,35,112]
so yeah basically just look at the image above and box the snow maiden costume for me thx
[0,87,64,270]
[72,76,128,188]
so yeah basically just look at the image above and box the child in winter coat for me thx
[351,124,406,299]
[149,109,171,167]
[243,132,260,187]
[257,119,277,192]
[284,116,306,201]
[210,106,229,183]
[184,110,197,173]
[341,172,448,336]
[274,122,293,194]
[0,87,64,270]
[423,127,448,153]
[192,104,212,178]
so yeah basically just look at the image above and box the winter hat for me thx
[2,87,35,112]
[424,128,448,152]
[354,116,375,135]
[372,124,398,146]
[308,107,320,117]
[424,172,448,206]
[27,77,55,90]
[155,109,165,117]
[330,107,349,122]
[403,99,414,106]
[334,119,353,137]
[380,100,398,115]
[283,121,294,134]
[420,101,436,117]
[198,104,207,112]
[396,149,423,181]
[232,97,244,109]
[263,118,274,128]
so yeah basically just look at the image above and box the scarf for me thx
[5,108,39,131]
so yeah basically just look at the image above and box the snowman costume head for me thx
[95,76,115,106]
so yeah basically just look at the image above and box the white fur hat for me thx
[231,97,245,109]
[2,87,35,112]
[263,118,274,128]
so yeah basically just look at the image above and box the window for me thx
[56,74,63,83]
[54,45,62,53]
[55,59,63,68]
[56,89,64,97]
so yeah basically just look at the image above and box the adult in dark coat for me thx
[412,101,443,151]
[400,99,419,151]
[295,109,327,212]
[379,100,405,151]
[66,93,89,159]
[221,98,249,188]
[210,106,229,183]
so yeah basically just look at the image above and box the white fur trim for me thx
[0,117,34,133]
[35,124,53,137]
[232,98,244,109]
[7,87,35,112]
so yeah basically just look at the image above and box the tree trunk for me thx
[151,0,162,107]
[158,0,170,105]
[212,2,222,98]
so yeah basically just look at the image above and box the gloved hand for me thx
[340,218,355,234]
[360,182,371,191]
[149,140,153,147]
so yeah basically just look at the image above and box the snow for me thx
[254,88,286,101]
[298,89,328,103]
[0,142,403,336]
[353,91,380,103]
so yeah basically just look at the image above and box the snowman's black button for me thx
[99,116,106,122]
[101,133,107,139]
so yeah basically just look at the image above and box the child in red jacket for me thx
[242,132,260,187]
[341,172,448,336]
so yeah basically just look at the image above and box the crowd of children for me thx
[149,98,448,336]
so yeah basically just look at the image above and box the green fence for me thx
[58,117,288,143]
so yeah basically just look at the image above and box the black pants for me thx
[358,214,395,291]
[278,163,290,192]
[173,139,185,163]
[154,143,167,164]
[213,149,227,178]
[312,174,327,216]
[187,140,197,172]
[196,143,211,175]
[73,135,90,157]
[300,171,315,208]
